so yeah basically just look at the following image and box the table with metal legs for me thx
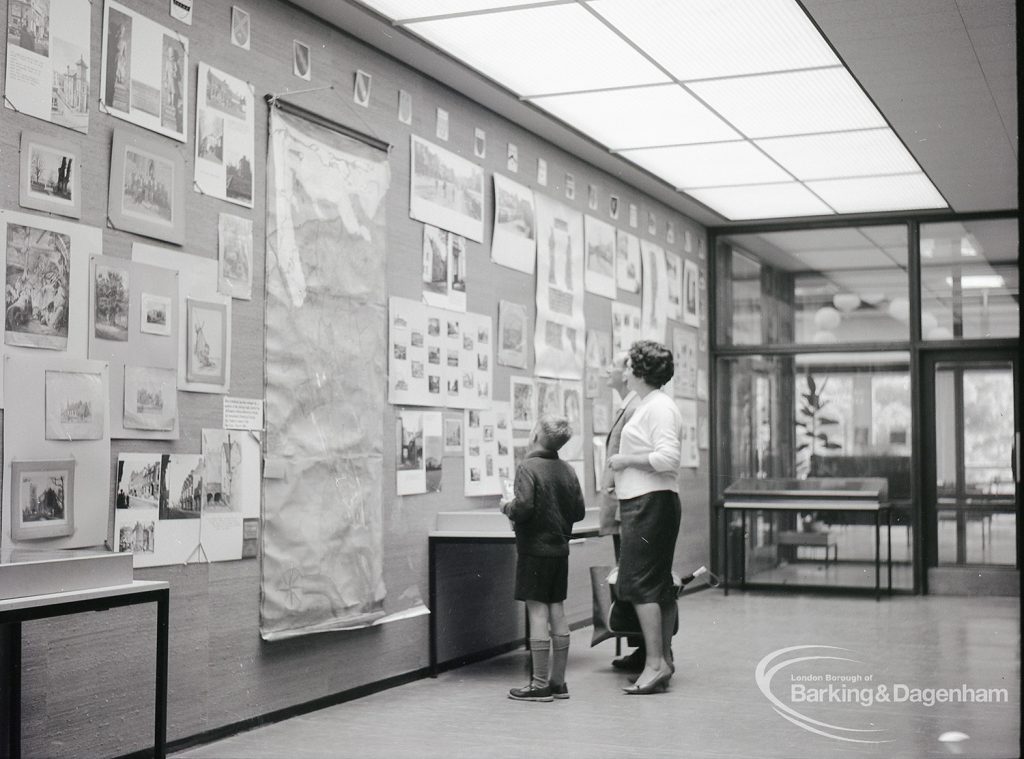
[0,581,170,759]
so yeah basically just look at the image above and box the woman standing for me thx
[607,340,683,695]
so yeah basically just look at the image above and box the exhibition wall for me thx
[0,0,710,754]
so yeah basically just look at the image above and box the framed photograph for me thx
[564,172,575,200]
[20,133,82,219]
[140,292,172,335]
[293,40,310,80]
[506,142,518,173]
[45,370,105,440]
[9,459,76,540]
[443,417,462,454]
[230,6,250,49]
[186,298,228,385]
[473,127,485,159]
[108,128,186,245]
[409,135,484,242]
[536,157,547,186]
[101,1,189,142]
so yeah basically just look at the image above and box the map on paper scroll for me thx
[261,108,390,640]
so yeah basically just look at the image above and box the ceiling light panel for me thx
[807,174,947,214]
[690,68,886,138]
[686,184,834,221]
[755,129,922,180]
[619,142,791,188]
[530,85,739,149]
[406,5,670,96]
[587,0,839,80]
[356,0,551,20]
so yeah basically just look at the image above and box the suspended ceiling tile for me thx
[806,174,947,214]
[792,246,902,271]
[530,84,739,149]
[619,141,792,188]
[586,0,838,80]
[686,183,834,221]
[406,5,670,96]
[758,227,903,253]
[689,68,887,138]
[755,130,922,181]
[356,0,564,20]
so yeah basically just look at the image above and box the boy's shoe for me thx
[550,682,570,699]
[508,684,553,702]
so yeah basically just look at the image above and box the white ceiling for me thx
[292,0,1017,228]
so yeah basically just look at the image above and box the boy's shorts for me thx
[514,554,569,603]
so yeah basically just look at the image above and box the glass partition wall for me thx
[712,215,1019,594]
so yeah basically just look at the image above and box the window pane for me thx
[717,225,909,346]
[963,368,1015,494]
[920,219,1019,340]
[717,352,912,497]
[717,351,913,589]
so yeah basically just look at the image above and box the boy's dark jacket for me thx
[503,449,586,557]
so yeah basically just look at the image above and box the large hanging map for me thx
[261,107,390,640]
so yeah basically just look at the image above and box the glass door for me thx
[921,351,1019,593]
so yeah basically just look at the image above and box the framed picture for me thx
[140,292,172,336]
[217,213,253,300]
[9,459,76,540]
[5,221,71,350]
[101,1,189,142]
[93,262,130,342]
[186,298,227,385]
[20,133,82,218]
[123,365,177,431]
[108,128,186,245]
[409,135,484,242]
[683,259,700,327]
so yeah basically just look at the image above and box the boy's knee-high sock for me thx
[529,638,551,689]
[549,634,570,686]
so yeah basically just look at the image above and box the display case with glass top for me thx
[720,477,892,597]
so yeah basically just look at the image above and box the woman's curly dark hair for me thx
[628,340,674,389]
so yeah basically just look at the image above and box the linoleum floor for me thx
[174,592,1020,759]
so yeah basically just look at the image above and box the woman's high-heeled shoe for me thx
[622,667,671,695]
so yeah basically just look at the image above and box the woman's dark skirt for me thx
[514,554,569,603]
[616,490,681,604]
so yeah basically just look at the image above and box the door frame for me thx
[919,348,1020,594]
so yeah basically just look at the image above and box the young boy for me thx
[500,415,586,702]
